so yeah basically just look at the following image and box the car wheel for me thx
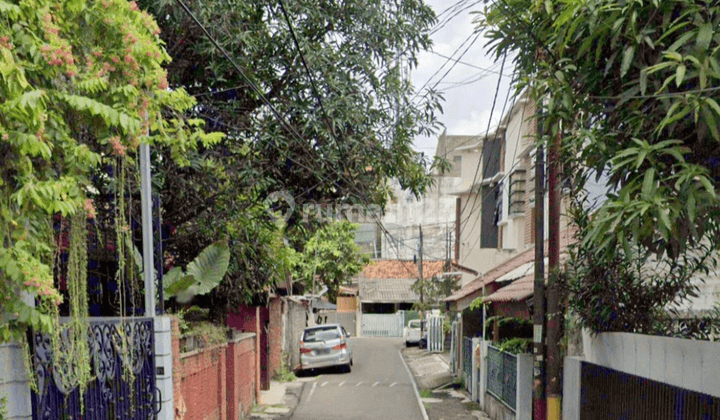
[344,363,352,373]
[405,341,409,347]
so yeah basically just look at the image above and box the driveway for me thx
[289,337,425,420]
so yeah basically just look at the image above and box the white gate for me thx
[361,312,405,337]
[427,316,444,352]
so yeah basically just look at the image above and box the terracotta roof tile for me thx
[359,260,445,279]
[484,275,534,302]
[446,228,576,303]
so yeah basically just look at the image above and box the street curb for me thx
[279,380,306,420]
[398,349,430,420]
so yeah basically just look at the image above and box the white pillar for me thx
[140,143,155,317]
[471,337,480,401]
[153,316,173,420]
[516,353,533,420]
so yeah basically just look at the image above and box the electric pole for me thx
[533,144,546,420]
[546,128,562,420]
[418,225,424,338]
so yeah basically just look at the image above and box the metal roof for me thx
[359,278,419,303]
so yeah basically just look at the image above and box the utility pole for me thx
[546,128,562,420]
[418,225,424,338]
[533,144,546,420]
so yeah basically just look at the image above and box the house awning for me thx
[484,275,534,303]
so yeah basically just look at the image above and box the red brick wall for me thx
[268,297,283,379]
[179,344,227,420]
[227,334,256,420]
[227,304,270,390]
[172,317,258,420]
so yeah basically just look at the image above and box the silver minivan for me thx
[299,324,353,373]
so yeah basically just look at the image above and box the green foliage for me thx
[272,355,297,383]
[412,272,461,311]
[164,240,231,303]
[498,337,532,355]
[480,0,720,337]
[0,0,215,342]
[293,221,369,302]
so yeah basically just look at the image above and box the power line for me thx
[412,31,481,102]
[430,0,484,36]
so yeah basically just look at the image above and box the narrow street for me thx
[289,337,425,420]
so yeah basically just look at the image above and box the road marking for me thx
[389,382,398,388]
[399,349,429,420]
[321,381,329,387]
[356,381,363,387]
[307,382,317,403]
[339,381,346,387]
[372,381,379,387]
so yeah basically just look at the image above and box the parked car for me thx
[299,324,353,373]
[404,319,426,347]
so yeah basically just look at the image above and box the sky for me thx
[411,0,516,157]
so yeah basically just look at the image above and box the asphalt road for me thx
[289,337,425,420]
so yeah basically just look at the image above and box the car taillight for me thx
[300,347,312,353]
[332,342,347,350]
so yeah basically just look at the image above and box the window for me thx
[453,155,462,174]
[509,169,526,215]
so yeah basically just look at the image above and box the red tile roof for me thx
[359,260,446,280]
[446,228,576,303]
[484,275,534,302]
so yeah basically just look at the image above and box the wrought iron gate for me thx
[31,317,158,420]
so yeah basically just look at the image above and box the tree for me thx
[295,221,369,303]
[0,0,214,342]
[479,0,720,335]
[135,0,446,304]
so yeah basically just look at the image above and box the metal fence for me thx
[486,345,517,411]
[463,337,472,390]
[426,316,444,352]
[361,312,405,337]
[580,361,720,419]
[30,317,157,420]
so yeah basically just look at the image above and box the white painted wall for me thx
[563,332,720,420]
[0,341,32,420]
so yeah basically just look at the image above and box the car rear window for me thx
[303,327,341,342]
[408,320,426,328]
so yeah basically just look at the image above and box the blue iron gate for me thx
[486,345,517,411]
[580,361,720,419]
[31,317,158,420]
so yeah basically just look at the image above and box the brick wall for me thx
[172,318,257,420]
[179,344,228,420]
[227,333,257,420]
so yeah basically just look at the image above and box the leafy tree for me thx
[0,0,214,342]
[479,0,720,335]
[295,221,369,303]
[136,0,447,304]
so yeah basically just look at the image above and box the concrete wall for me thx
[0,341,31,420]
[281,298,309,371]
[154,316,174,420]
[381,177,462,260]
[563,332,720,420]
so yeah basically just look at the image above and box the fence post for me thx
[479,341,489,410]
[562,357,582,420]
[516,353,533,420]
[154,316,174,420]
[471,337,480,401]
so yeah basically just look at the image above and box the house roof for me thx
[485,275,535,302]
[359,278,419,303]
[446,228,576,304]
[360,260,445,280]
[338,286,358,296]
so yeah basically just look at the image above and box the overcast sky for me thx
[411,0,516,157]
